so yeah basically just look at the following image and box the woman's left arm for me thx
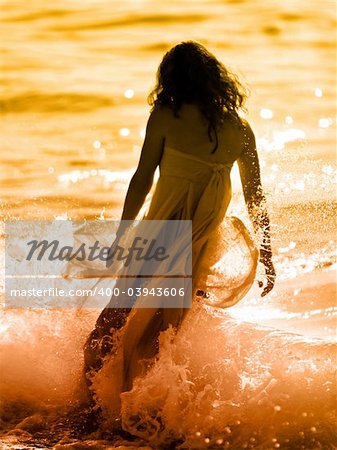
[106,108,165,267]
[118,108,165,229]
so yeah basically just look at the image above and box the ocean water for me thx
[0,0,336,448]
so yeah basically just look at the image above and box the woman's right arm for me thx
[237,121,276,297]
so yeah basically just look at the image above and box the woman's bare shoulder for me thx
[147,105,172,127]
[150,104,173,119]
[240,117,253,130]
[227,116,255,145]
[239,118,256,145]
[220,116,256,159]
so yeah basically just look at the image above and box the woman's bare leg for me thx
[84,306,131,374]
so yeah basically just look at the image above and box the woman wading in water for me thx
[83,41,276,429]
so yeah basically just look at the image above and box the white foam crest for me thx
[57,169,133,186]
[92,304,336,447]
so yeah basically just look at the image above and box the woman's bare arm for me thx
[237,121,276,296]
[116,108,165,235]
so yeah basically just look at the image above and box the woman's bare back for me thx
[160,103,245,165]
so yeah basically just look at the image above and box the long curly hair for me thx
[148,41,247,153]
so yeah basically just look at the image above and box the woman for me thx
[84,41,276,407]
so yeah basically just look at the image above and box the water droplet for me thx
[314,88,323,97]
[124,88,134,99]
[322,164,334,175]
[260,108,273,119]
[119,127,130,137]
[48,167,54,174]
[285,115,293,124]
[294,180,305,191]
[319,118,332,128]
[93,140,101,149]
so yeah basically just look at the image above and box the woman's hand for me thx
[258,249,276,297]
[106,221,130,269]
